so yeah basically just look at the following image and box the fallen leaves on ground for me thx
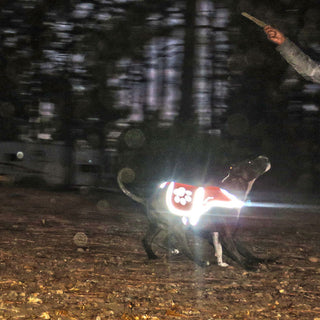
[0,186,319,319]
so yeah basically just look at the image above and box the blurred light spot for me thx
[72,54,85,63]
[124,128,145,149]
[96,199,110,213]
[4,28,16,34]
[96,13,111,21]
[302,104,318,112]
[119,168,135,184]
[73,232,88,247]
[16,151,24,160]
[303,83,320,94]
[39,102,54,117]
[73,3,94,19]
[37,133,52,140]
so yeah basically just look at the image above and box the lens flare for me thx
[244,200,320,211]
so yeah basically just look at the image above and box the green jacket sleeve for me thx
[276,38,320,84]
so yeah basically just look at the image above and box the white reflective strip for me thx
[219,188,244,208]
[189,187,205,225]
[159,181,167,189]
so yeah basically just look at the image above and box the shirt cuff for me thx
[276,38,295,54]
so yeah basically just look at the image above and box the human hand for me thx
[264,25,285,45]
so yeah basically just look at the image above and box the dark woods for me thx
[1,0,320,193]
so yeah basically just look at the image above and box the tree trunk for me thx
[177,0,197,123]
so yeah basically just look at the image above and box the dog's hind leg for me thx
[234,240,278,264]
[212,232,229,267]
[142,223,162,260]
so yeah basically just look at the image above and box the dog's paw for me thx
[200,260,211,267]
[243,262,259,271]
[147,253,159,260]
[218,262,229,267]
[170,248,180,255]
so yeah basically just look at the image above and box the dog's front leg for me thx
[212,213,253,269]
[212,232,229,267]
[173,225,210,267]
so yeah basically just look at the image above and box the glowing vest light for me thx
[159,181,244,226]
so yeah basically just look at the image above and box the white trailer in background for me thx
[0,141,105,187]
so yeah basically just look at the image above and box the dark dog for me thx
[117,156,271,269]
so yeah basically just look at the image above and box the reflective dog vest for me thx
[159,181,244,226]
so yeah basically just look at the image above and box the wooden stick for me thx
[241,12,267,28]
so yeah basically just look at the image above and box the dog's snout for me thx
[257,155,269,162]
[257,156,271,171]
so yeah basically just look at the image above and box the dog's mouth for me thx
[265,162,271,172]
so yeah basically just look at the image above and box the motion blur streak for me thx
[245,201,320,211]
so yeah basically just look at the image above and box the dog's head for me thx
[227,156,271,182]
[221,156,271,200]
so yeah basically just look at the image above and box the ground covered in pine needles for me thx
[0,185,319,320]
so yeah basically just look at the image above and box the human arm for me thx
[264,25,320,84]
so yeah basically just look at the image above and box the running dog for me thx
[117,156,271,269]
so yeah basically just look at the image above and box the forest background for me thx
[1,0,320,194]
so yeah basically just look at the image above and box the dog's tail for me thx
[117,168,146,205]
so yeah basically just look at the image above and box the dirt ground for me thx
[0,185,320,320]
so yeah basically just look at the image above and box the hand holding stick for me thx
[264,25,286,45]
